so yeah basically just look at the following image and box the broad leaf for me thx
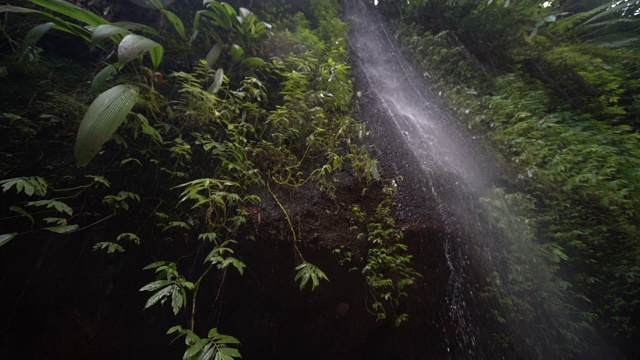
[144,284,174,309]
[91,24,130,44]
[208,68,224,94]
[230,44,244,63]
[117,34,163,68]
[74,84,139,167]
[240,57,266,67]
[162,10,186,38]
[25,22,55,47]
[206,43,223,69]
[90,64,120,94]
[171,286,183,315]
[140,279,171,291]
[0,5,93,44]
[29,0,108,26]
[43,224,79,233]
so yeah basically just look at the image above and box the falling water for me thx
[343,0,606,358]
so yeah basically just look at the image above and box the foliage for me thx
[348,198,421,325]
[389,0,640,353]
[1,0,418,356]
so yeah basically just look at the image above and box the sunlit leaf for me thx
[144,284,173,309]
[117,34,163,68]
[238,7,251,19]
[91,24,130,44]
[171,286,183,315]
[74,84,139,167]
[140,279,171,292]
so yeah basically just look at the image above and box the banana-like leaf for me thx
[162,10,186,38]
[91,24,130,44]
[75,85,139,167]
[29,0,108,26]
[90,64,120,94]
[206,43,223,68]
[0,5,93,44]
[25,22,55,47]
[118,34,163,68]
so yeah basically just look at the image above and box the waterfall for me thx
[342,0,608,358]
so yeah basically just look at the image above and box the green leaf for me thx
[92,241,125,253]
[29,0,108,26]
[74,84,139,167]
[143,261,168,270]
[10,206,35,224]
[206,43,223,69]
[25,22,55,47]
[0,66,7,78]
[184,338,208,358]
[144,284,173,309]
[0,233,18,248]
[90,64,120,94]
[140,279,171,292]
[198,343,214,360]
[117,232,140,244]
[167,325,183,335]
[91,24,130,44]
[171,285,183,315]
[0,5,93,44]
[294,262,329,291]
[240,57,266,67]
[219,347,240,358]
[86,175,111,187]
[117,34,163,68]
[208,68,224,94]
[162,10,186,38]
[230,44,244,63]
[43,224,79,233]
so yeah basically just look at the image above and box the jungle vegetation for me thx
[374,0,640,356]
[0,0,419,358]
[1,0,639,358]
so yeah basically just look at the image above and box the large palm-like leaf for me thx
[74,85,139,167]
[117,34,164,68]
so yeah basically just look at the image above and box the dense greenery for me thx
[376,0,640,355]
[0,0,420,357]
